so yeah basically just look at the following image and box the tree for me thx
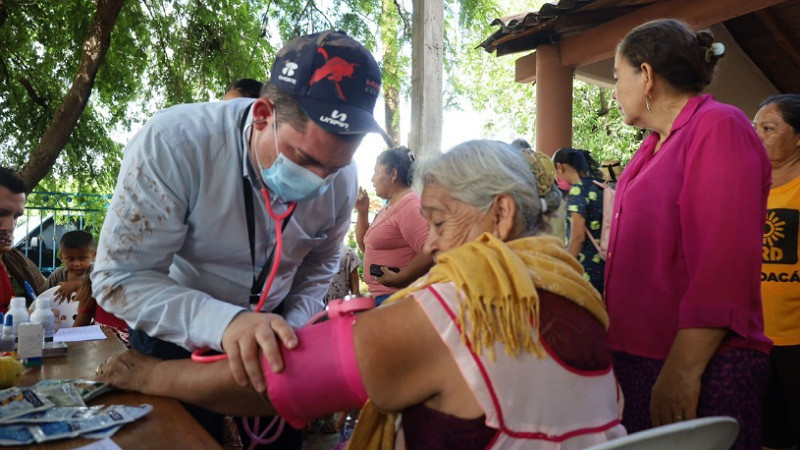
[379,0,407,144]
[447,0,538,138]
[0,0,638,197]
[449,0,640,164]
[571,81,642,165]
[18,0,124,192]
[0,0,273,194]
[1,1,125,194]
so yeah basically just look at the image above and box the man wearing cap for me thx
[92,31,383,447]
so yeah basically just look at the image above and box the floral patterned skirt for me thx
[613,348,769,450]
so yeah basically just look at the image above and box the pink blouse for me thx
[363,192,428,297]
[605,94,773,359]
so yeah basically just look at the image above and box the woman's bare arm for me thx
[355,188,370,252]
[97,350,276,417]
[567,212,587,258]
[98,296,454,418]
[354,296,450,411]
[650,328,727,426]
[376,250,433,288]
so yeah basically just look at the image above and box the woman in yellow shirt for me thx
[754,93,800,449]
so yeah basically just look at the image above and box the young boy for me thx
[323,244,362,304]
[43,230,95,301]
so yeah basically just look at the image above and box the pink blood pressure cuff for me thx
[263,297,374,429]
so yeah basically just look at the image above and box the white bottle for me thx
[29,297,55,341]
[0,314,15,352]
[7,297,29,335]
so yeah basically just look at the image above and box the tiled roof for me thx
[479,0,654,56]
[479,0,597,55]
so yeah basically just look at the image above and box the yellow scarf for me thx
[347,233,606,450]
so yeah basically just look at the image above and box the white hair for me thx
[415,140,556,236]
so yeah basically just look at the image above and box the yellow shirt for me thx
[762,174,800,345]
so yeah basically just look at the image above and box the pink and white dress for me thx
[399,282,626,449]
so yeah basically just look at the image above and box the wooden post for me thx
[409,0,444,159]
[535,44,574,156]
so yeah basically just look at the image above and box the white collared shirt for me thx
[92,98,357,351]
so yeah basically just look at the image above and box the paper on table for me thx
[72,437,123,450]
[53,325,107,342]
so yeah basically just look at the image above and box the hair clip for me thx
[705,42,725,63]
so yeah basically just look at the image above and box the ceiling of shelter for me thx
[480,0,800,94]
[724,3,800,94]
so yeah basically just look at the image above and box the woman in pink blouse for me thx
[355,147,433,304]
[606,19,772,449]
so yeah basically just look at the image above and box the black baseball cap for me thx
[270,30,383,136]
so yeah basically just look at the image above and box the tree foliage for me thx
[0,0,640,197]
[0,0,273,194]
[18,0,124,192]
[448,0,640,164]
[1,1,125,194]
[571,81,642,164]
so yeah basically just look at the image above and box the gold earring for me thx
[645,95,652,113]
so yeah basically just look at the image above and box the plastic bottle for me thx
[0,315,16,352]
[6,297,29,335]
[30,297,55,342]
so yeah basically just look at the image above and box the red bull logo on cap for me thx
[309,48,359,101]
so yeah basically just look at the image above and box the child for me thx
[43,230,95,301]
[74,275,129,345]
[323,245,362,303]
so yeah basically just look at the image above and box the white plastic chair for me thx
[37,286,79,328]
[585,416,739,450]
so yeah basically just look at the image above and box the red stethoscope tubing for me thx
[191,188,296,363]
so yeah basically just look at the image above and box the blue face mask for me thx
[261,154,334,202]
[255,110,335,203]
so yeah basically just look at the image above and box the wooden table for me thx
[13,328,221,449]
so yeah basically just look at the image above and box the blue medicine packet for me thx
[0,424,34,445]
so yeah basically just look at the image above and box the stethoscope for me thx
[190,188,295,363]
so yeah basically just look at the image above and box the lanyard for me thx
[238,107,296,305]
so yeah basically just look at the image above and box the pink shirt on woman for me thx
[363,192,428,297]
[604,94,772,360]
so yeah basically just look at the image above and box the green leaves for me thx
[451,0,639,164]
[0,0,638,200]
[572,81,639,164]
[0,0,274,194]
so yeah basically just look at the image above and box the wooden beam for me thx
[559,0,788,68]
[515,51,537,84]
[409,0,444,159]
[725,13,800,94]
[755,8,800,74]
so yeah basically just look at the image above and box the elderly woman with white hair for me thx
[96,140,624,449]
